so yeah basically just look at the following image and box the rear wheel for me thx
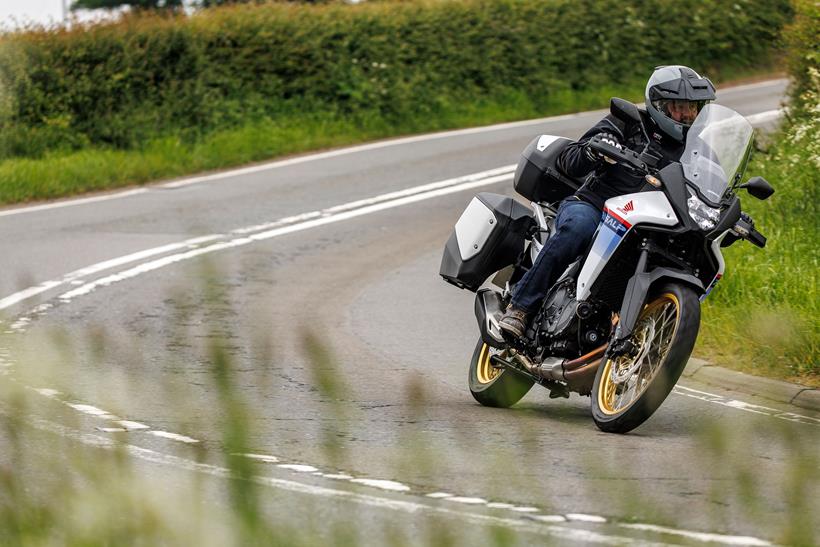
[468,339,534,408]
[591,283,700,433]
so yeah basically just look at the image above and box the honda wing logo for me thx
[617,200,634,215]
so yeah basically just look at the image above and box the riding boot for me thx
[499,306,528,338]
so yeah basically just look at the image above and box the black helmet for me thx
[645,65,716,142]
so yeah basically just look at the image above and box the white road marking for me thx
[1,168,513,314]
[149,430,200,443]
[116,420,149,430]
[350,478,411,492]
[43,171,514,306]
[0,235,221,312]
[619,523,772,546]
[321,473,354,480]
[14,399,779,545]
[446,496,487,505]
[567,513,608,523]
[673,386,820,426]
[530,515,568,523]
[0,188,148,218]
[277,464,318,473]
[239,453,281,463]
[67,403,119,420]
[30,415,673,545]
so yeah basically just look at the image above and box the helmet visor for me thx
[653,99,710,126]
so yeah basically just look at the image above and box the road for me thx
[1,79,817,545]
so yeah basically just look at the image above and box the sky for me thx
[0,0,363,29]
[0,0,139,30]
[1,0,67,28]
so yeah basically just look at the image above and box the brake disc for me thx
[610,319,655,384]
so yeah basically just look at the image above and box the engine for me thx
[531,280,612,359]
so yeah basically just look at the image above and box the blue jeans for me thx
[511,199,601,313]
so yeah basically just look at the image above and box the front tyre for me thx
[591,283,700,433]
[468,340,534,408]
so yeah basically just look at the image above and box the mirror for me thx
[610,98,642,125]
[740,176,775,200]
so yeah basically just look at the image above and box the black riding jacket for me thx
[558,111,684,211]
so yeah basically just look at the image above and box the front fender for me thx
[614,265,704,342]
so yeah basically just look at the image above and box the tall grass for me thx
[697,4,819,385]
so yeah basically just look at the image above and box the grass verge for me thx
[696,98,819,386]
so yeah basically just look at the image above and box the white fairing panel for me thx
[455,197,497,261]
[536,134,563,151]
[701,231,728,301]
[577,192,679,300]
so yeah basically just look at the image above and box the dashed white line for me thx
[116,420,150,431]
[350,478,411,492]
[239,453,281,463]
[619,523,772,546]
[673,386,820,426]
[568,513,608,523]
[530,515,568,523]
[67,403,119,420]
[446,496,488,505]
[148,430,200,444]
[320,473,354,480]
[277,464,318,473]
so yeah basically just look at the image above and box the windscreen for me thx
[680,104,754,205]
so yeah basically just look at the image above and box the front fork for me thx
[609,245,703,356]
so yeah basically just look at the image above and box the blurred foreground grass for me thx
[0,265,818,545]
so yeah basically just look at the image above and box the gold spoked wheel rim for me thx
[598,293,681,415]
[476,343,503,384]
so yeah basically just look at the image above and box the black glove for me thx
[584,132,623,163]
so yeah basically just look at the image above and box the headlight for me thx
[687,195,720,230]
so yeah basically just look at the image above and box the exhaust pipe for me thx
[534,343,608,381]
[474,289,506,349]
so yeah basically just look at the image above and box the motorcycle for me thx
[439,99,774,433]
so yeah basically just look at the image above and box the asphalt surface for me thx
[2,79,818,545]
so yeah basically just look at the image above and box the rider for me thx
[498,65,716,338]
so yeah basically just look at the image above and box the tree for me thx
[71,0,184,11]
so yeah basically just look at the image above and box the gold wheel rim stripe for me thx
[597,293,681,415]
[476,343,501,384]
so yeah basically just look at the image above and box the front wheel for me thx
[591,283,700,433]
[468,340,534,408]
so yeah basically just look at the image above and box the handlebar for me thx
[732,212,767,248]
[588,135,648,173]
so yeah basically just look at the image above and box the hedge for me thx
[0,0,793,161]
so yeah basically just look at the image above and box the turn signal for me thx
[645,175,662,187]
